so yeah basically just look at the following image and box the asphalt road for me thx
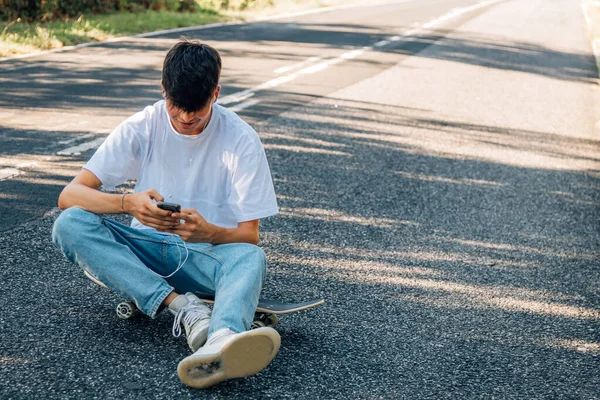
[1,0,599,399]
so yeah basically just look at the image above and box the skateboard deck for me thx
[195,294,324,315]
[83,270,324,325]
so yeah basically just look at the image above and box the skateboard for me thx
[83,270,324,329]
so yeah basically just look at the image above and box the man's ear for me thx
[214,85,221,103]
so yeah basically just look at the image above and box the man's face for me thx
[165,86,220,135]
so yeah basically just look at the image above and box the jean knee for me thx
[241,243,267,279]
[52,207,99,247]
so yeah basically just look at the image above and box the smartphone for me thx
[157,202,181,213]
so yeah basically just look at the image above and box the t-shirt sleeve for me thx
[83,117,145,191]
[229,142,278,223]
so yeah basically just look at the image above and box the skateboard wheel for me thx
[250,320,266,330]
[264,314,279,328]
[116,301,138,319]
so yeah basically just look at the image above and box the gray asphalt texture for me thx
[1,0,600,399]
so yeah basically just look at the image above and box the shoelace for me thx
[172,302,211,338]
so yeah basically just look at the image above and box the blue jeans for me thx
[52,207,266,335]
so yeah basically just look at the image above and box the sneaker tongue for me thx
[185,293,209,309]
[168,294,190,315]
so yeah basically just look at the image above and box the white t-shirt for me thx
[84,100,278,231]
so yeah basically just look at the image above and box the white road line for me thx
[274,56,323,74]
[57,137,106,156]
[0,168,19,181]
[229,99,261,112]
[221,91,256,105]
[57,132,99,145]
[219,89,256,105]
[421,0,501,29]
[374,40,390,47]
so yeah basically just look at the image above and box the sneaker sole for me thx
[177,328,281,389]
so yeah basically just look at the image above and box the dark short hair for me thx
[162,39,222,112]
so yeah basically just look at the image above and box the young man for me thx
[52,40,280,389]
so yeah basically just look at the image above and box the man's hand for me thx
[160,208,216,242]
[124,189,179,230]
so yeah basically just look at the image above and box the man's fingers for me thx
[172,212,192,221]
[143,221,172,230]
[173,209,199,221]
[140,200,172,217]
[142,208,173,220]
[152,205,173,218]
[171,213,186,221]
[147,189,164,202]
[142,215,179,227]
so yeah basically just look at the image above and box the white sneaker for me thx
[177,327,281,389]
[169,293,212,352]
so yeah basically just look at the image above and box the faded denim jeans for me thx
[52,207,266,335]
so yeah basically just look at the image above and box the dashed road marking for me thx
[57,132,99,146]
[374,40,390,47]
[229,99,262,113]
[274,56,323,74]
[57,137,106,156]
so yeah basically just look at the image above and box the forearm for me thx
[209,224,259,245]
[58,183,126,214]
